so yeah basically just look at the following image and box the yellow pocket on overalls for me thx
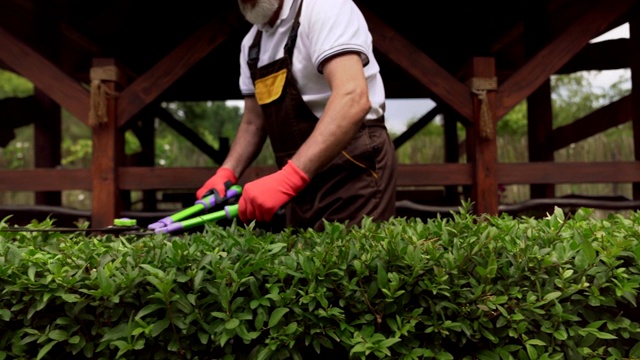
[254,69,287,105]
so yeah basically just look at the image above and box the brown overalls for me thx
[247,0,397,231]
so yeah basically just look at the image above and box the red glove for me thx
[196,167,237,199]
[239,160,310,223]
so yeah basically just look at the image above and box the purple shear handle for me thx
[156,222,183,234]
[148,217,174,230]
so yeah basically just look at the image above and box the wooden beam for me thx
[4,162,638,194]
[525,10,555,200]
[630,10,640,199]
[552,95,631,150]
[117,13,243,127]
[34,90,62,206]
[443,110,463,202]
[0,26,89,124]
[360,6,474,121]
[527,79,555,199]
[117,160,640,191]
[0,169,91,191]
[496,0,634,119]
[557,39,630,74]
[129,116,158,211]
[0,96,41,128]
[117,164,474,190]
[497,162,640,184]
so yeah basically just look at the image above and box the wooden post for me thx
[34,90,62,206]
[90,58,125,228]
[465,57,499,215]
[525,7,555,200]
[630,12,640,200]
[33,1,62,206]
[527,80,555,199]
[443,109,461,204]
[130,115,157,211]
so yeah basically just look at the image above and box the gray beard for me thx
[238,0,279,25]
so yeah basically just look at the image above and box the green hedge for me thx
[1,206,639,360]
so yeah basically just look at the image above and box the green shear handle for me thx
[147,185,242,233]
[154,204,239,234]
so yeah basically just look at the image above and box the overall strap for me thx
[247,31,262,71]
[247,0,305,70]
[284,0,304,58]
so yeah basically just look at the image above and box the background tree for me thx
[0,69,33,98]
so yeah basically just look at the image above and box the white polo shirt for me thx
[238,0,386,121]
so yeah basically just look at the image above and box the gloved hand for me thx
[196,167,237,200]
[239,160,310,223]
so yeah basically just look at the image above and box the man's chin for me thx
[242,11,275,25]
[239,0,279,26]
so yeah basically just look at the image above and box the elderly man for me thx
[196,0,397,231]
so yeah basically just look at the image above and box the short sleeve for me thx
[302,0,372,73]
[239,28,258,96]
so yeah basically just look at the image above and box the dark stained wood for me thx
[526,82,554,141]
[0,26,90,124]
[119,161,640,190]
[154,107,229,165]
[443,110,462,203]
[91,58,124,228]
[527,79,555,199]
[552,95,631,150]
[631,14,640,200]
[361,7,474,122]
[3,161,639,194]
[118,164,474,190]
[0,96,39,147]
[497,162,640,184]
[33,2,62,206]
[33,90,62,206]
[0,96,41,128]
[130,116,158,211]
[0,169,91,191]
[118,166,278,190]
[397,164,473,187]
[558,39,630,74]
[117,13,243,128]
[525,8,555,200]
[496,0,634,119]
[468,57,499,215]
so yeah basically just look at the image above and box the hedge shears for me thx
[143,185,242,234]
[0,185,242,237]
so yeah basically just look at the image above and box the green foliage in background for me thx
[0,206,639,359]
[0,70,33,98]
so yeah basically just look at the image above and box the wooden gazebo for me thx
[1,0,640,227]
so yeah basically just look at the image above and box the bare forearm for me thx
[292,86,370,177]
[222,121,266,176]
[292,53,371,178]
[221,97,267,178]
